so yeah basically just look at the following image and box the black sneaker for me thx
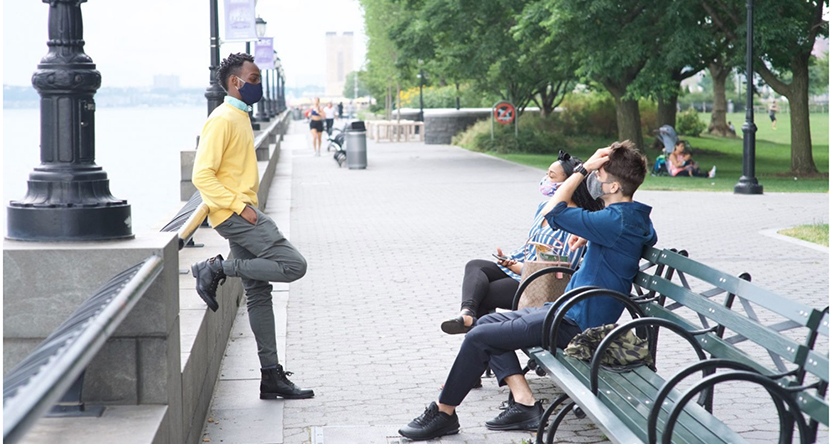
[485,400,542,431]
[191,254,226,312]
[399,402,460,441]
[260,365,314,399]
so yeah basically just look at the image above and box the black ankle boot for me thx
[260,365,314,400]
[191,254,226,312]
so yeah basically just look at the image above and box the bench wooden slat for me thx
[650,276,810,367]
[804,350,829,382]
[644,304,783,378]
[655,250,822,329]
[528,347,645,444]
[536,350,751,444]
[798,391,830,426]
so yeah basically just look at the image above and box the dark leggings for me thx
[459,259,520,319]
[674,168,707,177]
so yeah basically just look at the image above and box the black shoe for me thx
[485,400,542,431]
[260,365,314,399]
[440,314,476,335]
[399,402,460,441]
[191,254,226,312]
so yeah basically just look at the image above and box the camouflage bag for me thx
[564,324,653,369]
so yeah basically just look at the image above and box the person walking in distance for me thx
[309,97,325,156]
[769,99,779,130]
[324,101,336,135]
[190,53,313,400]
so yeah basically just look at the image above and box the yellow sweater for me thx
[192,103,259,227]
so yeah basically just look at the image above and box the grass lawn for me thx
[778,223,829,247]
[491,113,829,193]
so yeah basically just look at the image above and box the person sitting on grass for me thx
[669,141,716,178]
[398,141,658,441]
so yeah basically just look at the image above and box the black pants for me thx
[674,168,707,177]
[460,259,519,318]
[325,118,334,135]
[438,308,582,406]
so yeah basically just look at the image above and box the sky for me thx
[2,0,367,89]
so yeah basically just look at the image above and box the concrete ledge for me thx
[20,405,169,444]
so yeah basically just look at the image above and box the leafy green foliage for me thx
[452,114,570,154]
[342,71,371,99]
[676,109,707,136]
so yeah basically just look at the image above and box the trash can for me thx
[345,121,367,169]
[292,107,302,120]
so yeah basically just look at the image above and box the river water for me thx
[3,105,209,236]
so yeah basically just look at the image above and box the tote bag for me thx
[516,239,573,310]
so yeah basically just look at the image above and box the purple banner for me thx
[223,0,257,42]
[255,38,274,68]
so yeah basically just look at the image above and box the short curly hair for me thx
[217,52,255,91]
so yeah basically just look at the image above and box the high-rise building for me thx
[325,31,354,98]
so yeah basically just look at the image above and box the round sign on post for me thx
[493,101,516,124]
[491,101,518,141]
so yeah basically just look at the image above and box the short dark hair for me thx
[568,154,604,212]
[603,140,647,197]
[217,52,255,91]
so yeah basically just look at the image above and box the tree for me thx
[343,70,370,99]
[542,0,669,149]
[701,0,827,174]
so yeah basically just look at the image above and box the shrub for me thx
[676,108,707,136]
[551,93,617,137]
[452,113,570,154]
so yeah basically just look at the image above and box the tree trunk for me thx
[788,57,817,174]
[707,62,731,136]
[657,94,678,129]
[614,97,644,150]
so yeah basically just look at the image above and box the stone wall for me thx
[424,109,490,145]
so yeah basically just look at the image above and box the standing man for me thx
[191,53,313,400]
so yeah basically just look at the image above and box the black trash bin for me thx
[346,121,367,169]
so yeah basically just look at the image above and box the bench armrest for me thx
[662,371,808,444]
[511,266,576,311]
[544,288,647,355]
[541,286,602,350]
[647,359,761,444]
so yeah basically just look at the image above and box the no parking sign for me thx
[491,100,518,140]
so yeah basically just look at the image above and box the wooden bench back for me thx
[634,248,828,428]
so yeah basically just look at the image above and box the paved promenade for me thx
[206,119,828,444]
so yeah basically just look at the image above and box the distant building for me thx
[325,31,354,98]
[153,75,180,90]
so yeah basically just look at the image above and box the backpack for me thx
[652,154,668,176]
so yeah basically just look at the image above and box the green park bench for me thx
[511,246,829,444]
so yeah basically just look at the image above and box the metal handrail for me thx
[176,202,209,250]
[3,256,164,444]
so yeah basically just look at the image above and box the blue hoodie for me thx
[545,200,657,330]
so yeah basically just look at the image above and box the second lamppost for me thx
[253,17,270,122]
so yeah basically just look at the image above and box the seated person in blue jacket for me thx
[399,140,658,441]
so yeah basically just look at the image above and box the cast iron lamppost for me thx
[734,0,763,194]
[253,17,270,122]
[7,0,132,241]
[275,57,283,114]
[417,59,425,122]
[280,66,286,113]
[205,0,225,116]
[258,63,271,121]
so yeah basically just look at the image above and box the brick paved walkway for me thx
[248,120,829,443]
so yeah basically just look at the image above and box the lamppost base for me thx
[734,178,764,195]
[251,122,261,131]
[7,204,133,241]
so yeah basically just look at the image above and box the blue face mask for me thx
[235,76,263,106]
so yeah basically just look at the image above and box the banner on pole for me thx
[255,38,274,68]
[223,0,257,42]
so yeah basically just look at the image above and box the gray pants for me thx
[214,206,307,368]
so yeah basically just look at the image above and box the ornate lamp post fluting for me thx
[7,0,132,241]
[418,59,425,122]
[734,0,763,194]
[204,0,225,116]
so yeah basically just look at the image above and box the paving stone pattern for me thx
[278,121,827,444]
